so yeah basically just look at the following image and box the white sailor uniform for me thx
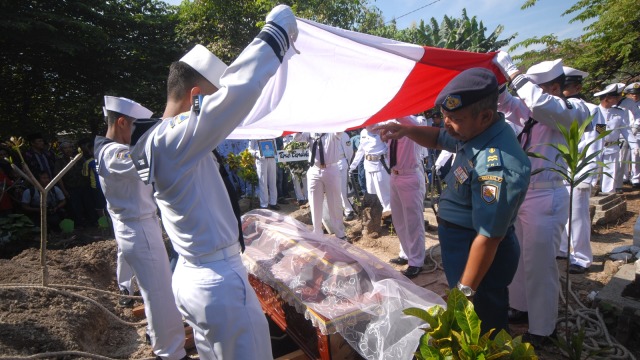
[499,74,591,337]
[294,132,346,239]
[349,128,391,213]
[387,116,426,267]
[129,20,296,359]
[597,104,637,193]
[95,138,186,360]
[248,139,278,208]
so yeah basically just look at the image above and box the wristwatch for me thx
[456,281,476,297]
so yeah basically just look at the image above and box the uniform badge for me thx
[481,184,498,204]
[443,95,462,111]
[454,166,469,184]
[486,148,502,169]
[116,151,130,159]
[477,175,503,183]
[595,124,606,134]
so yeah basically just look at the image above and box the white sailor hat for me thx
[179,44,228,89]
[525,59,564,85]
[104,96,153,119]
[624,82,640,94]
[563,66,588,83]
[593,84,619,97]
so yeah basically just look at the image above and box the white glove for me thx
[266,4,298,43]
[494,51,519,78]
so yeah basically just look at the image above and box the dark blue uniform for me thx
[437,114,530,334]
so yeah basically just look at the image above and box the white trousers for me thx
[559,185,593,268]
[509,186,569,336]
[630,147,640,185]
[601,151,621,193]
[620,141,631,181]
[307,166,345,238]
[115,216,186,360]
[256,157,277,207]
[338,159,354,215]
[390,170,426,267]
[173,253,272,360]
[291,171,307,201]
[116,247,135,294]
[365,170,391,213]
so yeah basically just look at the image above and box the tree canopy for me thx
[511,0,640,96]
[0,0,519,141]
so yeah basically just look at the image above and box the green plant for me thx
[227,149,259,207]
[404,288,537,360]
[551,327,610,360]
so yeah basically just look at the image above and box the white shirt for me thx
[95,138,157,221]
[293,132,344,166]
[498,77,591,184]
[350,128,388,172]
[385,116,425,171]
[595,105,637,155]
[134,35,284,260]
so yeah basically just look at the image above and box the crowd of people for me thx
[2,5,640,359]
[0,133,106,230]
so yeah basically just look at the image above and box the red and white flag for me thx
[229,18,505,139]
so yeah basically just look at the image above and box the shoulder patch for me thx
[486,148,502,169]
[115,150,130,160]
[481,184,498,204]
[169,111,191,128]
[477,175,503,183]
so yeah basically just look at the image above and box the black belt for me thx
[437,217,474,231]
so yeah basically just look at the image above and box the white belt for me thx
[528,180,564,190]
[365,154,382,161]
[183,243,241,265]
[314,161,340,169]
[117,213,156,223]
[391,166,419,175]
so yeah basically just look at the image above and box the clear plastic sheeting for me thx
[241,209,446,360]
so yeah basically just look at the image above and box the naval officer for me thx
[377,68,531,335]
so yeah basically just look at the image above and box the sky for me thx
[164,0,594,55]
[372,0,593,54]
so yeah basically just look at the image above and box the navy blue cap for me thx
[436,68,498,111]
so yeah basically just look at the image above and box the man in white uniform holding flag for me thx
[129,5,298,359]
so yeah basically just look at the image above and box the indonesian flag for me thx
[228,18,505,139]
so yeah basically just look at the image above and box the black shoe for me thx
[344,213,355,221]
[522,330,556,349]
[402,266,422,279]
[297,199,308,206]
[389,257,408,265]
[568,264,587,274]
[508,308,528,324]
[268,204,281,210]
[119,289,134,307]
[556,255,567,260]
[633,183,640,189]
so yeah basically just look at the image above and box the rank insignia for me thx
[481,184,498,204]
[443,95,462,111]
[595,124,606,134]
[486,148,502,169]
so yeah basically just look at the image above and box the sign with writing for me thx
[277,149,309,163]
